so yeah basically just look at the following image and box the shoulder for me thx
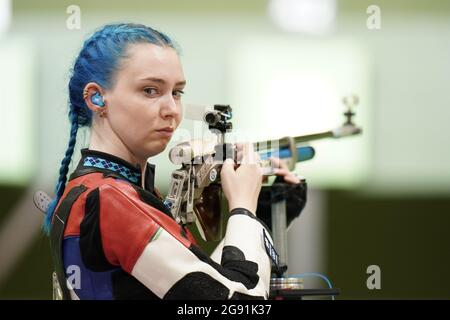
[64,174,145,237]
[82,178,161,230]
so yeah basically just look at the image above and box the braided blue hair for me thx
[43,23,177,234]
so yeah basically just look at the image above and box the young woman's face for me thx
[104,43,185,159]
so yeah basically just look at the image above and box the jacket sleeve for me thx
[97,183,274,300]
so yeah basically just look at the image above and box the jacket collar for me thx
[70,148,155,192]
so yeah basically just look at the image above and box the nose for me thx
[160,93,181,120]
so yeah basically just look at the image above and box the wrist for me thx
[229,207,255,218]
[229,202,256,215]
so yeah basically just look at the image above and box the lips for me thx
[156,127,174,133]
[155,127,174,138]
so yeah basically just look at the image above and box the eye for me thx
[173,90,185,99]
[143,87,158,96]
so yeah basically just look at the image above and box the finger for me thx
[236,150,243,164]
[275,168,300,182]
[235,143,244,163]
[273,168,290,176]
[220,158,236,175]
[270,156,288,170]
[284,174,301,184]
[274,168,301,183]
[241,143,257,165]
[269,156,280,168]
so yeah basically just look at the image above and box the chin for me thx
[147,141,169,157]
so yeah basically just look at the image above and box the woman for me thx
[46,23,301,300]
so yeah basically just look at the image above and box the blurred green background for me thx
[0,0,449,299]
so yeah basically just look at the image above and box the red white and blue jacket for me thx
[53,148,274,300]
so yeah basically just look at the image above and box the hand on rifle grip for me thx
[220,143,262,215]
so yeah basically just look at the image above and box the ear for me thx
[83,82,107,113]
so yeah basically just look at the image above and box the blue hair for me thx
[43,23,177,234]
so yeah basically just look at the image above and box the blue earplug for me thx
[91,92,105,107]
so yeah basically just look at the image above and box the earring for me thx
[83,88,89,100]
[99,110,107,117]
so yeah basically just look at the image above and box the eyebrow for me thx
[140,77,186,87]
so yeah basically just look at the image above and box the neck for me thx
[89,126,147,188]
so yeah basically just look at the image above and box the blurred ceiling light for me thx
[268,0,336,35]
[0,0,11,35]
